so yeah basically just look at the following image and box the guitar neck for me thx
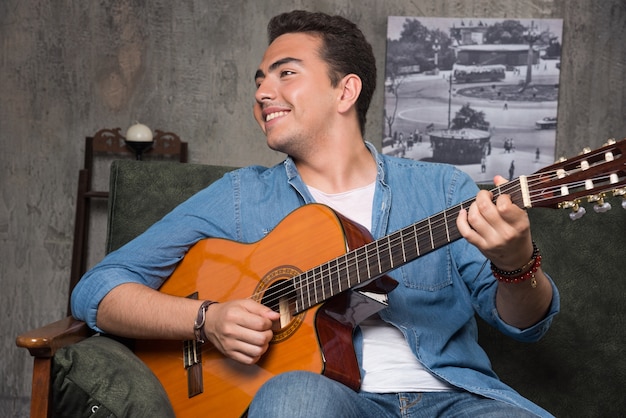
[292,179,528,314]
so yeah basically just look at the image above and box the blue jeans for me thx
[248,371,538,418]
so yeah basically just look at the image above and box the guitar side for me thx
[134,204,395,417]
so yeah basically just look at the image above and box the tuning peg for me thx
[588,192,612,213]
[593,199,612,213]
[569,205,586,221]
[561,200,586,220]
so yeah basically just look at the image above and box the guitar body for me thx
[134,204,397,417]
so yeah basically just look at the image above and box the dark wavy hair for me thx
[267,10,377,135]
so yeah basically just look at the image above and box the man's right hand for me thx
[205,299,280,365]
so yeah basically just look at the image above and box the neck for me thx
[295,139,376,194]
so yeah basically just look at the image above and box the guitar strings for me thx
[252,168,623,314]
[253,169,621,313]
[255,175,621,314]
[253,175,529,310]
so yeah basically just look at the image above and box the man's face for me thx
[253,33,341,156]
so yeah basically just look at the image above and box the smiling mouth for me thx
[265,111,289,122]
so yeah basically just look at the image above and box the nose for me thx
[254,77,275,104]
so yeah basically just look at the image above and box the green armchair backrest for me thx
[106,160,235,253]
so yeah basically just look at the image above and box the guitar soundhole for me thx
[257,266,306,343]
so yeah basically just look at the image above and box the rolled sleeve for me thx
[490,275,561,342]
[71,267,145,332]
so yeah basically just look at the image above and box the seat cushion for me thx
[52,335,174,418]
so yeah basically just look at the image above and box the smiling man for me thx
[72,10,559,417]
[253,28,377,195]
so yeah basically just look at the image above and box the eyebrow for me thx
[254,57,303,81]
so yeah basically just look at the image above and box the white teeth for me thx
[266,111,288,122]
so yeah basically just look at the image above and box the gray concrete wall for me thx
[1,0,624,415]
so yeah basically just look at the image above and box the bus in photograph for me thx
[453,64,506,83]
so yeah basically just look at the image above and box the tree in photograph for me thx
[450,103,490,131]
[383,73,404,138]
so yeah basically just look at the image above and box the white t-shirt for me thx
[307,183,454,393]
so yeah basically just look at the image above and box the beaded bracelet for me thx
[491,242,541,288]
[492,254,542,288]
[194,300,218,343]
[491,241,539,277]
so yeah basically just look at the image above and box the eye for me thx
[280,70,296,77]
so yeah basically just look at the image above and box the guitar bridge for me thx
[184,292,204,398]
[184,339,204,398]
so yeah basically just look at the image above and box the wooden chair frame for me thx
[68,128,187,314]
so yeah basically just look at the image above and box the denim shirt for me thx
[72,142,559,417]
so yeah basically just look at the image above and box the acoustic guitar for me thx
[134,139,625,417]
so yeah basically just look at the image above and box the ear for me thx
[337,74,362,114]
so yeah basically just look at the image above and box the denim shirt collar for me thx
[283,140,384,180]
[282,141,390,237]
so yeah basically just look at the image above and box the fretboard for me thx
[292,178,526,314]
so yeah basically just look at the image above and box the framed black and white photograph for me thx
[383,17,563,183]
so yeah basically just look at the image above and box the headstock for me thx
[524,138,626,219]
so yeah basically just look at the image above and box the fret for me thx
[402,227,416,260]
[433,212,448,248]
[336,258,345,294]
[294,274,303,313]
[366,242,377,278]
[330,261,339,297]
[387,235,395,269]
[318,265,326,301]
[416,220,431,257]
[343,255,351,288]
[328,261,341,296]
[413,223,421,256]
[430,213,440,248]
[450,206,463,242]
[337,256,347,292]
[307,268,317,307]
[428,216,434,250]
[363,244,372,279]
[314,264,322,305]
[326,259,336,294]
[443,209,451,243]
[353,249,362,285]
[334,259,343,294]
[389,231,404,269]
[342,252,352,288]
[379,236,392,273]
[346,251,360,287]
[319,263,329,299]
[400,229,408,262]
[375,240,382,275]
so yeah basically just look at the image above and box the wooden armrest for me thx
[16,316,94,358]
